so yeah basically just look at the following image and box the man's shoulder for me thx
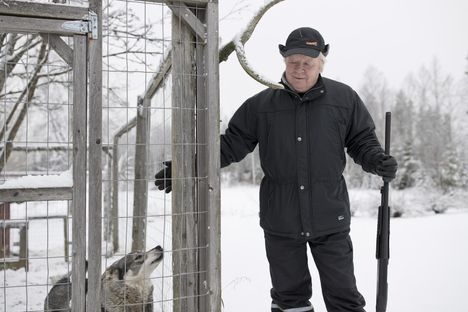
[321,76,355,93]
[244,87,288,107]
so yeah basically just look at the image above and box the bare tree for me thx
[0,38,50,173]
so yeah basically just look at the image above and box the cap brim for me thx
[280,47,321,58]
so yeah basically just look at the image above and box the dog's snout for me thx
[156,245,163,252]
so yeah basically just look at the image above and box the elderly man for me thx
[156,27,397,312]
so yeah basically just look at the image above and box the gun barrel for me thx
[376,112,392,312]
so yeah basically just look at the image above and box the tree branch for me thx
[219,0,285,63]
[0,41,49,173]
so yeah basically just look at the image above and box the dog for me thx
[44,246,164,312]
[101,245,164,312]
[43,262,88,312]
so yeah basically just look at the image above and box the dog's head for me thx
[105,245,164,281]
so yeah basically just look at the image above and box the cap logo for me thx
[306,41,318,46]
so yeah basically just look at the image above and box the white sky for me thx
[218,0,468,116]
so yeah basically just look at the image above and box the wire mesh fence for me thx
[1,0,220,311]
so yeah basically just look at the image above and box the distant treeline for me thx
[221,60,468,192]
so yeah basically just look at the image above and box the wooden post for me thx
[0,203,11,259]
[72,34,87,312]
[172,8,198,312]
[131,96,151,252]
[206,3,221,311]
[111,117,137,254]
[195,30,208,312]
[104,152,113,246]
[111,136,120,253]
[18,223,28,271]
[87,1,102,311]
[64,215,70,262]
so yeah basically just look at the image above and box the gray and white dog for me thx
[44,245,164,312]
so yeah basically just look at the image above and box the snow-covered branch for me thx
[219,0,285,63]
[234,37,283,89]
[221,0,286,89]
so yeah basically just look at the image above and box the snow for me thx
[1,185,467,311]
[220,185,468,312]
[0,170,72,189]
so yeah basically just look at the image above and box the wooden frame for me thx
[1,0,220,310]
[0,15,89,36]
[0,1,88,20]
[71,34,87,312]
[169,2,220,311]
[140,0,215,5]
[86,1,103,311]
[0,187,72,202]
[205,4,221,311]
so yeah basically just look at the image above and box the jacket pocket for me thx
[259,179,301,236]
[311,177,350,233]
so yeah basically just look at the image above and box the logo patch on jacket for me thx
[338,215,345,221]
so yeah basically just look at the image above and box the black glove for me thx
[375,154,398,182]
[154,161,172,193]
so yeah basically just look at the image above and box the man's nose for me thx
[295,65,305,72]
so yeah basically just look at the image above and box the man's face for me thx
[284,54,322,93]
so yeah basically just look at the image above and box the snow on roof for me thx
[0,169,73,189]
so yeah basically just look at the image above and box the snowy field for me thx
[1,185,467,311]
[221,185,468,312]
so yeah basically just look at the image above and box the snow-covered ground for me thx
[221,185,468,312]
[1,185,467,311]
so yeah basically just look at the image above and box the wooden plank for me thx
[0,220,27,228]
[142,50,172,100]
[195,8,209,311]
[0,1,88,20]
[110,116,137,254]
[0,187,72,202]
[137,0,213,5]
[40,33,73,66]
[172,12,198,312]
[87,0,102,310]
[72,34,87,312]
[205,3,221,312]
[167,2,206,40]
[131,97,150,252]
[0,15,87,36]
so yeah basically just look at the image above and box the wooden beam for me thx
[195,8,209,311]
[167,2,206,40]
[172,10,198,312]
[205,3,221,312]
[0,15,88,36]
[0,187,72,202]
[0,1,88,20]
[71,34,87,312]
[40,34,73,66]
[142,50,172,100]
[131,96,150,252]
[136,0,214,5]
[87,0,102,311]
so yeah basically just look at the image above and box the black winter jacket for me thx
[221,75,383,238]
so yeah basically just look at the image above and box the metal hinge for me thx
[62,11,98,39]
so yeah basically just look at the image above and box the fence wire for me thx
[1,1,216,311]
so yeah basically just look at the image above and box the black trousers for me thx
[265,230,366,312]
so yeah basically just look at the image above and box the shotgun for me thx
[376,112,391,312]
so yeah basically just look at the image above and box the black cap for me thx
[279,27,329,58]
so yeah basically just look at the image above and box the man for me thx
[155,27,398,312]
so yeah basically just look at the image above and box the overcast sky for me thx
[218,0,468,116]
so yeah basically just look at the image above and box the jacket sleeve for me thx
[220,99,258,168]
[345,92,384,174]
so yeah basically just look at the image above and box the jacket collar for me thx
[280,73,326,100]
